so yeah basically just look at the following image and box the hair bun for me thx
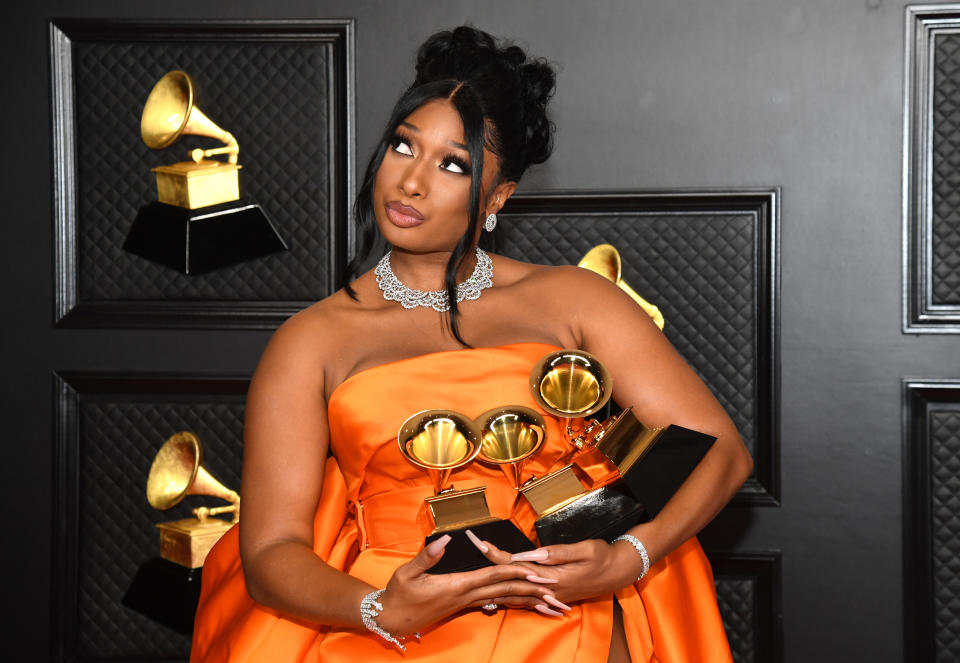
[413,26,557,180]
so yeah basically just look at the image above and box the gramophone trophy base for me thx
[418,486,535,573]
[153,160,241,209]
[123,557,202,634]
[424,519,536,574]
[124,198,287,274]
[591,408,717,518]
[611,424,717,518]
[156,517,233,568]
[533,482,647,546]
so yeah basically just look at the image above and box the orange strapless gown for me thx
[190,343,733,662]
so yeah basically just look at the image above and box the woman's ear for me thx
[485,180,518,216]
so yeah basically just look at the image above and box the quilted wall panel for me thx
[931,408,960,663]
[904,8,960,331]
[903,381,960,662]
[55,374,247,661]
[497,192,779,503]
[710,552,782,663]
[932,33,960,306]
[50,20,354,328]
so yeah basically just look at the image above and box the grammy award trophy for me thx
[124,70,286,273]
[398,410,535,573]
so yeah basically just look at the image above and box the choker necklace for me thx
[375,247,493,312]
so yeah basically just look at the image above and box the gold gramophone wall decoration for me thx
[397,409,537,573]
[146,431,239,568]
[123,70,286,274]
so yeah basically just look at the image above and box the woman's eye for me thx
[392,138,414,156]
[441,157,470,175]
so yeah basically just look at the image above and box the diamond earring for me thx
[484,213,498,232]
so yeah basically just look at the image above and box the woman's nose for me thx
[399,159,428,198]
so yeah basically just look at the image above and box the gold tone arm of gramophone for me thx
[190,134,239,165]
[578,244,665,330]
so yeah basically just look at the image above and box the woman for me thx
[191,26,752,662]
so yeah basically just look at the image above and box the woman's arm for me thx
[239,310,373,626]
[238,308,559,632]
[469,267,752,597]
[573,269,753,568]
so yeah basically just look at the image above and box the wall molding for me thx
[904,5,960,332]
[902,378,960,662]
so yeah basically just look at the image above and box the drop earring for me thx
[484,213,498,232]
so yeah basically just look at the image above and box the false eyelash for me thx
[441,153,472,175]
[389,131,413,151]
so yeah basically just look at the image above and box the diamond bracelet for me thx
[360,588,411,651]
[612,533,651,582]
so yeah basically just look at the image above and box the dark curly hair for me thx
[341,26,557,345]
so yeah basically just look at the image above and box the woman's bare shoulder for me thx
[493,255,618,297]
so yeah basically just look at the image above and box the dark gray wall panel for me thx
[711,551,783,663]
[53,373,247,662]
[499,191,779,505]
[50,20,355,328]
[904,7,960,332]
[903,380,960,663]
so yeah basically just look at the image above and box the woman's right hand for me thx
[374,534,564,636]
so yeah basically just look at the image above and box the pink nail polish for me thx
[525,574,558,584]
[464,529,489,553]
[534,603,563,617]
[427,534,452,556]
[542,594,571,612]
[511,549,549,562]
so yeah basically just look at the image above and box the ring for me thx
[481,602,498,611]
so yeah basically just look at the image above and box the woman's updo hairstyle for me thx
[343,26,557,345]
[413,26,556,182]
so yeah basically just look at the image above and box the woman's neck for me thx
[387,246,479,291]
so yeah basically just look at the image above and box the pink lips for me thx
[385,201,425,228]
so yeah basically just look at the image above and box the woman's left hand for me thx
[465,530,644,606]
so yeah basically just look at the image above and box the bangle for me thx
[612,534,650,582]
[359,588,415,651]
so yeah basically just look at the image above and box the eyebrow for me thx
[400,121,468,151]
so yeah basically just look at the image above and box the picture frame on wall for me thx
[50,19,355,329]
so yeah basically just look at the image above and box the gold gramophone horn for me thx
[140,70,239,164]
[529,350,613,419]
[398,410,483,494]
[578,244,665,330]
[146,431,239,523]
[475,406,546,490]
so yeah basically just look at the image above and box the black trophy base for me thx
[124,199,287,274]
[122,557,202,634]
[622,425,716,517]
[424,519,535,574]
[534,482,648,546]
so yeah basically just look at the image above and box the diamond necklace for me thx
[374,247,493,312]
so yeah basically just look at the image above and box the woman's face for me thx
[373,98,505,254]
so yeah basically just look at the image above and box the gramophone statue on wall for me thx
[122,430,239,633]
[123,70,286,274]
[145,431,239,568]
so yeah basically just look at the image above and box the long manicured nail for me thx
[427,534,452,556]
[465,529,488,553]
[542,594,571,612]
[534,603,563,617]
[526,574,558,584]
[511,549,549,562]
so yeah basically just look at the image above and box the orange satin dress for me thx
[190,343,733,662]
